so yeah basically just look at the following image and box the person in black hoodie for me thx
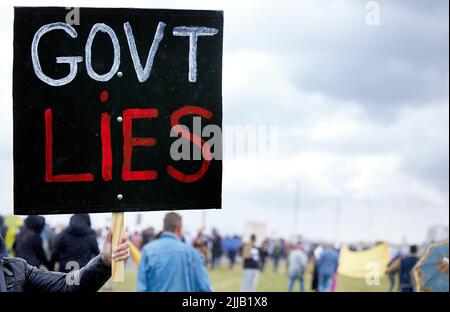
[0,215,7,240]
[0,230,6,257]
[14,215,50,269]
[51,214,100,273]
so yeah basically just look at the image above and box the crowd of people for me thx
[2,214,101,272]
[0,214,129,293]
[0,213,421,292]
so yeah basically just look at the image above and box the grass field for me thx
[105,260,391,292]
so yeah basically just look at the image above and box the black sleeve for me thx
[25,255,111,292]
[49,233,62,269]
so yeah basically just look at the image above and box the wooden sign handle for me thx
[111,212,125,283]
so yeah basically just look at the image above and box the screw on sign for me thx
[13,7,224,283]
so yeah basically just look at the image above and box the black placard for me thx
[13,7,223,215]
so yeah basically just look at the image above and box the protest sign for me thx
[13,7,223,215]
[14,7,223,281]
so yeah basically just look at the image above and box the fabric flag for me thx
[338,243,390,278]
[4,215,23,256]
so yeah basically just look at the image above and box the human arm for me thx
[33,235,51,270]
[192,250,212,292]
[25,231,128,292]
[386,257,401,274]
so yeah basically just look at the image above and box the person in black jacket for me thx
[0,215,7,240]
[0,230,129,292]
[13,216,50,269]
[51,214,99,273]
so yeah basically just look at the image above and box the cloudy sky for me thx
[0,0,448,244]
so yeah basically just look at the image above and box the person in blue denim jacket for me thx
[137,212,212,292]
[316,244,339,292]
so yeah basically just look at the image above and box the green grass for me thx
[105,260,391,292]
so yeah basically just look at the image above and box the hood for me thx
[0,233,6,257]
[67,214,94,237]
[24,215,45,233]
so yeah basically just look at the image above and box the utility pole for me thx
[294,182,300,237]
[201,210,207,230]
[335,198,341,243]
[368,208,373,242]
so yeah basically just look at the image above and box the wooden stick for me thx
[111,212,125,283]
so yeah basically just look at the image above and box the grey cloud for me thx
[222,0,448,118]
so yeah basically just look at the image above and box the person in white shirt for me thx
[288,243,308,292]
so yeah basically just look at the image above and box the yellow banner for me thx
[128,240,141,267]
[338,243,390,278]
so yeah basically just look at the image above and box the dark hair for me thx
[250,234,257,242]
[163,212,182,232]
[70,214,91,227]
[410,245,418,254]
[24,215,46,233]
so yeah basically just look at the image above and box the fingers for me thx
[112,248,129,261]
[114,242,129,253]
[114,254,129,262]
[114,256,128,262]
[113,249,129,258]
[119,235,128,244]
[112,239,130,262]
[108,231,129,262]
